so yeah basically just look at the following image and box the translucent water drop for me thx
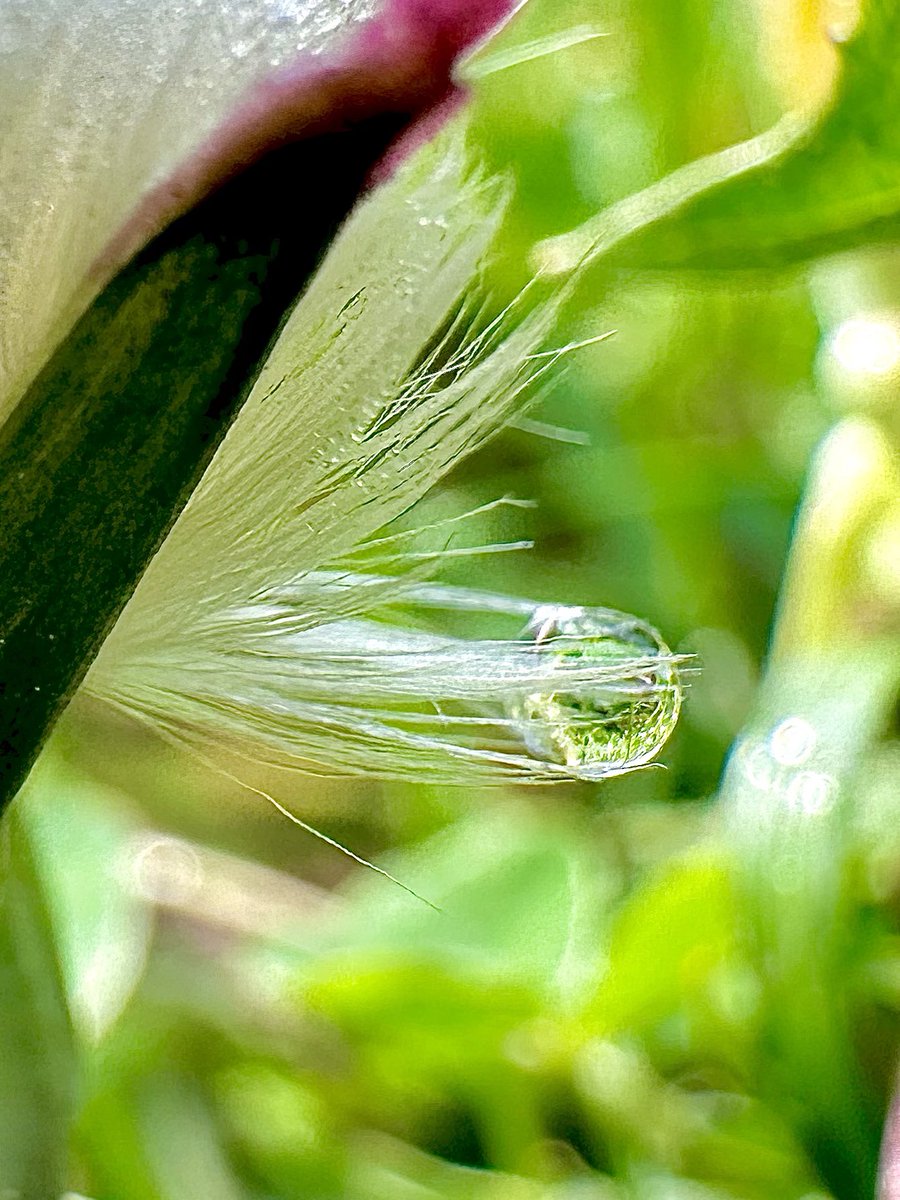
[512,605,682,776]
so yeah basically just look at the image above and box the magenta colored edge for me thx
[99,0,515,276]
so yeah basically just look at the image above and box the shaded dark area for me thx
[0,113,406,806]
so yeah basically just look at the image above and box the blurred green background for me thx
[13,0,900,1196]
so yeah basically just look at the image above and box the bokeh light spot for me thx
[129,835,204,906]
[769,716,816,766]
[786,769,835,816]
[830,316,900,376]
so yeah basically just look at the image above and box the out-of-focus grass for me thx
[11,0,899,1195]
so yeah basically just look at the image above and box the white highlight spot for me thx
[769,716,816,766]
[129,836,203,906]
[742,741,776,791]
[786,770,835,816]
[830,317,900,376]
[71,943,139,1044]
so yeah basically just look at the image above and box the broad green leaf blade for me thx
[537,0,900,273]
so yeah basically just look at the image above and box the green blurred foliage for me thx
[5,0,900,1196]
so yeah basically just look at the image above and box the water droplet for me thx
[512,605,681,775]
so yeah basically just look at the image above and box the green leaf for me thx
[0,793,75,1196]
[315,803,610,998]
[716,418,900,1199]
[537,0,900,272]
[20,757,151,1045]
[589,857,735,1035]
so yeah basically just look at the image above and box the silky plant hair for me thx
[86,143,683,785]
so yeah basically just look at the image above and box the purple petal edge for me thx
[99,0,515,277]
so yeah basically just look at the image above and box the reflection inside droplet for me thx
[513,605,682,775]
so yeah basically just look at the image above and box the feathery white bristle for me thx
[90,568,682,785]
[85,139,680,785]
